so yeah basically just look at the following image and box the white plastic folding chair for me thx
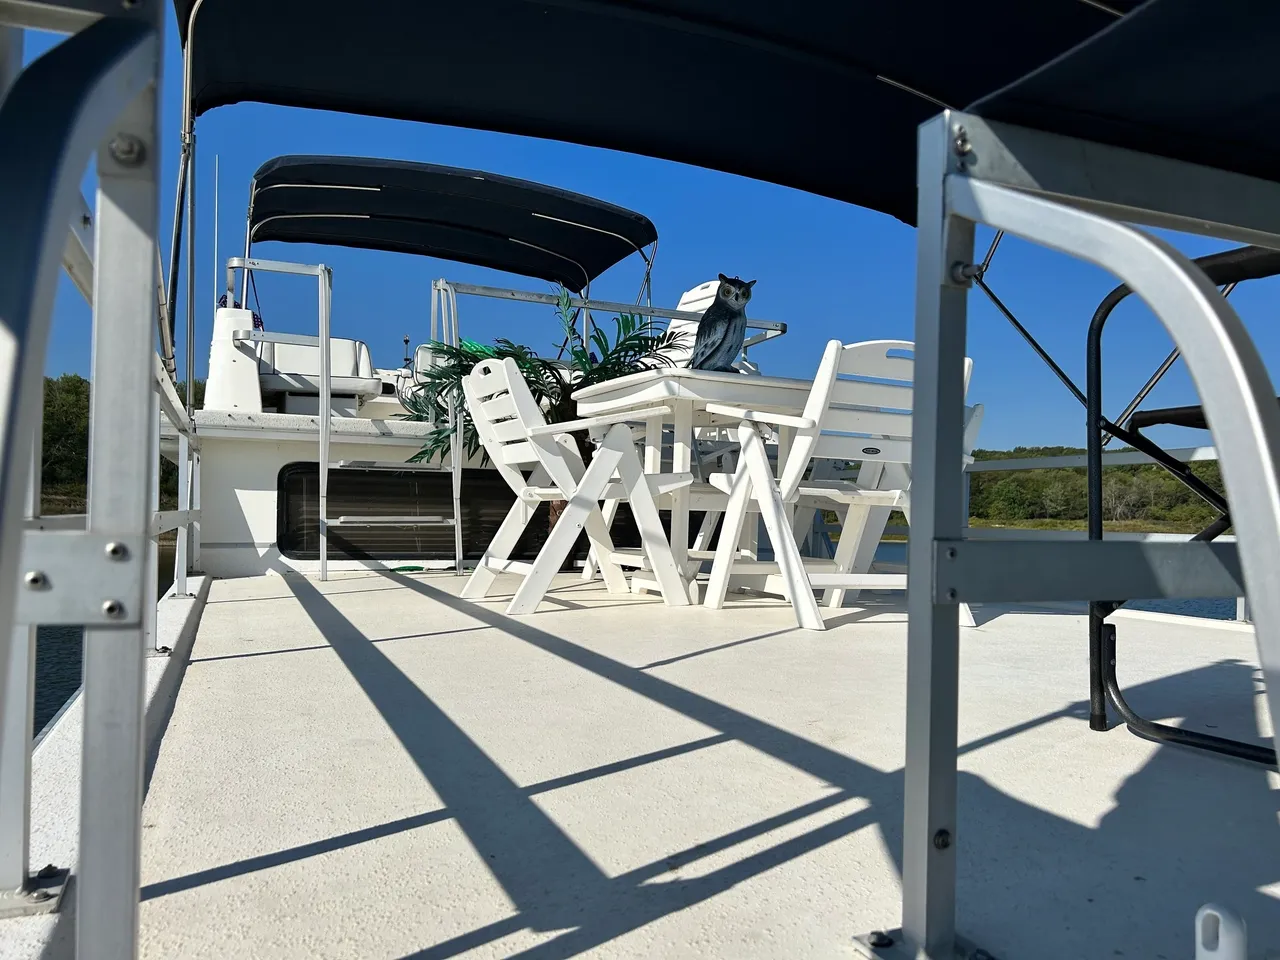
[702,339,982,631]
[461,357,693,614]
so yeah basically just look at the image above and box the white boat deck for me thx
[135,572,1279,959]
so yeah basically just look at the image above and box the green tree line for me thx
[42,373,204,513]
[39,374,1225,530]
[969,446,1224,529]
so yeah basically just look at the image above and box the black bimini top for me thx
[246,156,658,289]
[177,0,1144,226]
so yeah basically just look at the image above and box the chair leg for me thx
[508,439,627,614]
[608,425,689,607]
[825,504,866,609]
[739,425,824,631]
[462,498,534,599]
[582,498,620,581]
[703,457,752,610]
[692,510,719,552]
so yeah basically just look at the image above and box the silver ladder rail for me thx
[867,111,1280,960]
[0,5,162,959]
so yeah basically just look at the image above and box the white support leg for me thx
[508,440,625,615]
[740,424,824,631]
[669,400,694,579]
[608,425,688,607]
[692,509,720,552]
[462,498,534,599]
[703,453,752,611]
[581,497,619,580]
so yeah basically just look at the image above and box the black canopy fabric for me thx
[971,0,1280,186]
[176,0,1140,226]
[246,156,657,288]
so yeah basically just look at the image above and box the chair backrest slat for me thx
[500,440,538,464]
[777,339,978,500]
[481,392,518,422]
[464,357,589,495]
[819,406,913,440]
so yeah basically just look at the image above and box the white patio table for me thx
[572,368,818,591]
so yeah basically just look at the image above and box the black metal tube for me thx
[165,141,189,356]
[1102,624,1275,767]
[1085,283,1123,730]
[976,277,1087,407]
[1102,418,1230,515]
[1192,512,1232,542]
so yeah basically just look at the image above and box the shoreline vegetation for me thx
[41,374,1225,540]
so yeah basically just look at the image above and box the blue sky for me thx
[30,12,1280,451]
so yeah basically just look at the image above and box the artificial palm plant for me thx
[404,286,688,466]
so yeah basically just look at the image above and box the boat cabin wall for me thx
[197,433,475,578]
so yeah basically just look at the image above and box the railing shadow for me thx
[137,570,1280,960]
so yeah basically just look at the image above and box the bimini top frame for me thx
[243,155,659,292]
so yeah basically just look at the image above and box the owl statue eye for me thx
[721,285,733,297]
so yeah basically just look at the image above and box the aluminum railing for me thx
[0,4,164,958]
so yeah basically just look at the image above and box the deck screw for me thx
[933,828,952,850]
[945,588,958,601]
[105,542,129,561]
[108,134,146,167]
[868,930,894,948]
[27,889,52,902]
[35,864,59,880]
[945,547,957,560]
[953,125,973,156]
[102,599,125,619]
[23,571,46,590]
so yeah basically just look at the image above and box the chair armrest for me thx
[703,403,816,430]
[525,406,673,437]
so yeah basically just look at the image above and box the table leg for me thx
[645,417,662,473]
[670,400,695,597]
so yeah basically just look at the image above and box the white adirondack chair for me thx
[461,357,693,614]
[702,339,983,631]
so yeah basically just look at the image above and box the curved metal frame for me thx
[950,175,1280,754]
[896,109,1280,960]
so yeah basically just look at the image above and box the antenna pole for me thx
[212,154,219,310]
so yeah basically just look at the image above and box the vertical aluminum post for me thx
[0,21,36,900]
[318,266,331,581]
[191,448,201,569]
[901,112,973,959]
[173,432,190,595]
[80,72,159,960]
[144,395,160,647]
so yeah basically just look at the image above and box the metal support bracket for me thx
[0,864,69,919]
[934,538,1242,603]
[853,929,996,960]
[17,531,144,625]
